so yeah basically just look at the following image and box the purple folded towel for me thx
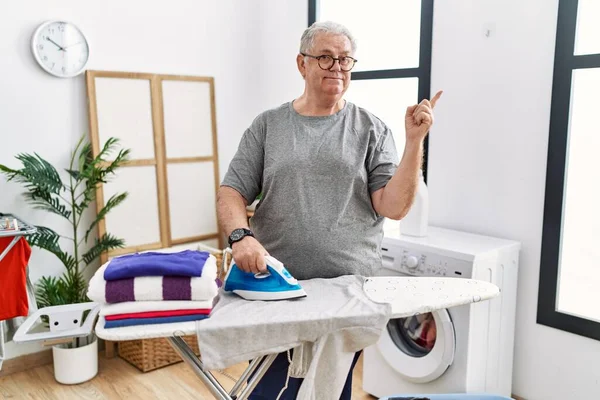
[104,276,217,303]
[104,250,210,281]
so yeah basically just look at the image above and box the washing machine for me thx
[363,225,520,398]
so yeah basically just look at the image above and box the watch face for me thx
[32,21,90,78]
[230,229,245,241]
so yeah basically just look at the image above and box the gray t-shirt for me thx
[221,100,399,279]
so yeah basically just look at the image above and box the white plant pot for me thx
[52,336,98,384]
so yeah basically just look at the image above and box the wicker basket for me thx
[118,335,200,372]
[117,248,230,372]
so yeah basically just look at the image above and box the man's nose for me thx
[329,59,342,72]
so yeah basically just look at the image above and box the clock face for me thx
[32,21,89,78]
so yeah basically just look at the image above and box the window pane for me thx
[344,77,418,233]
[345,77,417,159]
[556,67,600,322]
[318,0,421,71]
[574,0,600,55]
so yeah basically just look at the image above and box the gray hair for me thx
[299,21,357,55]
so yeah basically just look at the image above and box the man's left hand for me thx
[405,90,443,142]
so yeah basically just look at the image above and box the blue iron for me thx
[223,253,307,301]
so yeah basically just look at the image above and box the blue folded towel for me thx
[104,313,209,328]
[103,250,211,281]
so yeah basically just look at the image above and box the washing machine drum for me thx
[377,309,456,383]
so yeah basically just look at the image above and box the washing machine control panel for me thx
[381,246,473,277]
[402,250,448,276]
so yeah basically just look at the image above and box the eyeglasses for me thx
[300,53,358,72]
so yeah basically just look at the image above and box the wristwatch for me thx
[228,228,255,246]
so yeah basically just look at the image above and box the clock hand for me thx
[46,37,65,51]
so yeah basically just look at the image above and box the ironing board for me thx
[14,276,499,400]
[0,213,37,371]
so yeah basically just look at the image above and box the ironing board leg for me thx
[229,356,262,397]
[0,237,26,370]
[0,321,5,370]
[235,353,278,400]
[167,336,230,400]
[166,336,277,400]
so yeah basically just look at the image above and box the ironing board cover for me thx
[363,276,499,318]
[94,276,499,341]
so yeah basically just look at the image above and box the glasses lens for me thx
[339,57,355,71]
[318,55,334,70]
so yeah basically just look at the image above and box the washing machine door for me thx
[377,309,456,383]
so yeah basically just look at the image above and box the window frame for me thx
[308,0,434,181]
[537,0,600,341]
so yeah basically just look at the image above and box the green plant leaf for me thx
[0,154,68,220]
[26,225,61,253]
[35,272,89,310]
[26,226,77,271]
[76,139,130,213]
[82,233,125,266]
[65,168,81,181]
[23,190,71,220]
[9,153,64,194]
[84,192,128,242]
[0,164,18,175]
[35,276,66,309]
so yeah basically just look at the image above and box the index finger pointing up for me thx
[430,90,443,107]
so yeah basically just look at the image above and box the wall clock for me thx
[31,20,90,78]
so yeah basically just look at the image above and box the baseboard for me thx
[0,349,53,377]
[512,394,526,400]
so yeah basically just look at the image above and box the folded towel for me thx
[99,300,214,317]
[104,308,211,321]
[104,313,209,329]
[104,250,213,280]
[87,261,218,304]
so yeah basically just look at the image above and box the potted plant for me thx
[0,136,130,384]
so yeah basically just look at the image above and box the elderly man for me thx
[217,21,442,400]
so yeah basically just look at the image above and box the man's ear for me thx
[296,54,306,79]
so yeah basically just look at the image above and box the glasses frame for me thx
[300,53,358,72]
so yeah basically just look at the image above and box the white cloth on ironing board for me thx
[195,275,391,400]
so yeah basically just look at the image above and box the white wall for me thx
[0,0,306,359]
[429,1,600,399]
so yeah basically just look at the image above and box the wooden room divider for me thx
[86,70,222,265]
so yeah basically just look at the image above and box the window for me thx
[538,0,600,341]
[308,0,434,178]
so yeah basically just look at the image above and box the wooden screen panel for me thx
[161,80,214,158]
[159,75,221,248]
[87,71,222,264]
[166,162,219,243]
[94,77,156,160]
[102,166,162,249]
[87,71,167,263]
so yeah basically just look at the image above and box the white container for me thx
[52,336,98,384]
[247,198,259,211]
[400,169,429,237]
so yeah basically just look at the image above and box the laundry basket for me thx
[380,394,515,400]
